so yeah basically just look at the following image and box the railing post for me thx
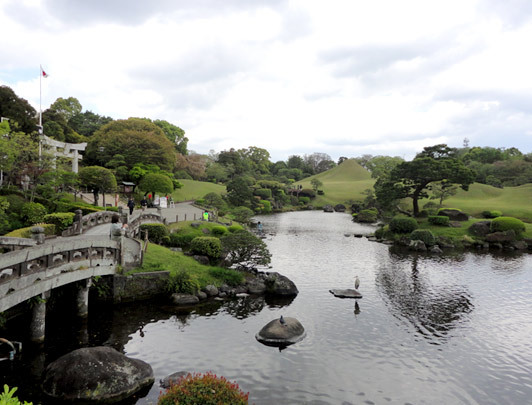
[31,226,45,245]
[74,209,83,234]
[176,214,178,222]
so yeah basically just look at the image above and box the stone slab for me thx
[329,288,363,299]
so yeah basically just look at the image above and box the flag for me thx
[40,65,48,78]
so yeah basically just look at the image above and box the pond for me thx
[2,211,532,404]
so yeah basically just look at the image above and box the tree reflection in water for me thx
[376,254,473,344]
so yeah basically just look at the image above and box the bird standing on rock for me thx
[279,315,286,326]
[354,275,360,290]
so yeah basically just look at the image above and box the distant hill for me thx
[296,159,375,206]
[172,179,226,202]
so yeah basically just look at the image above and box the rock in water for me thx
[329,289,363,299]
[256,317,306,347]
[42,346,154,404]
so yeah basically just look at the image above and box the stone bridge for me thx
[0,228,144,342]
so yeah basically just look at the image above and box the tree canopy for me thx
[0,85,37,134]
[375,144,476,216]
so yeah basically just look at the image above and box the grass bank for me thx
[128,244,245,288]
[172,179,226,202]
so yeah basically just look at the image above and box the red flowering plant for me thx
[158,372,249,405]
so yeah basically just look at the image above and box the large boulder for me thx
[255,317,306,347]
[42,346,154,404]
[172,293,200,305]
[334,204,346,212]
[264,272,299,296]
[409,240,427,251]
[329,289,362,298]
[246,278,267,294]
[438,209,469,221]
[323,205,334,213]
[485,230,517,243]
[468,221,491,237]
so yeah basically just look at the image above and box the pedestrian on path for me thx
[127,198,135,215]
[203,211,209,221]
[141,197,148,211]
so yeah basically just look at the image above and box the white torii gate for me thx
[39,134,87,173]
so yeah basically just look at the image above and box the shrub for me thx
[298,196,310,205]
[254,188,272,199]
[55,201,103,215]
[482,210,502,219]
[356,209,378,223]
[5,224,55,238]
[490,216,526,235]
[208,267,245,286]
[169,232,199,249]
[410,229,436,246]
[21,202,47,226]
[259,200,272,213]
[166,270,199,294]
[190,236,221,259]
[43,212,75,235]
[299,188,316,198]
[139,223,169,244]
[231,206,254,224]
[211,225,229,237]
[437,207,461,215]
[195,198,205,206]
[389,216,418,233]
[422,201,439,215]
[158,372,249,405]
[221,230,271,270]
[428,215,450,226]
[0,384,33,405]
[228,224,244,233]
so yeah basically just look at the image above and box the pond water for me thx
[3,211,532,404]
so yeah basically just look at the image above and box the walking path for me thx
[85,201,205,236]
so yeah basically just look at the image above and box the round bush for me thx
[190,236,221,259]
[211,225,229,237]
[298,196,310,205]
[139,223,169,244]
[356,209,378,223]
[428,215,450,226]
[259,200,272,213]
[410,229,436,246]
[490,216,526,234]
[299,188,316,198]
[228,224,244,233]
[158,372,249,405]
[389,216,418,233]
[482,210,502,219]
[254,188,272,199]
[43,212,75,235]
[169,232,199,249]
[21,202,47,226]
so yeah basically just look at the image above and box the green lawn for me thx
[172,179,226,202]
[129,243,245,288]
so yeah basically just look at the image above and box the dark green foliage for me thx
[355,208,378,223]
[490,217,526,235]
[482,210,502,218]
[428,215,450,226]
[258,200,272,213]
[221,230,271,270]
[21,202,47,226]
[55,201,103,214]
[423,201,439,215]
[158,372,249,405]
[231,206,254,224]
[43,212,75,234]
[169,231,200,249]
[208,267,245,286]
[0,85,37,133]
[299,196,310,204]
[203,192,226,210]
[410,229,436,246]
[299,188,316,198]
[190,236,221,259]
[195,199,205,205]
[138,173,173,197]
[166,270,199,294]
[254,188,272,199]
[211,226,229,236]
[140,223,169,244]
[227,177,253,206]
[389,216,418,233]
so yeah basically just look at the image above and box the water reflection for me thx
[376,254,473,343]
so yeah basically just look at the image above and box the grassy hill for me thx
[295,159,375,206]
[441,183,532,222]
[172,179,226,202]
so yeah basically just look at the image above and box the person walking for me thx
[140,197,148,211]
[127,198,135,215]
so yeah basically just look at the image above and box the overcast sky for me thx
[1,0,532,162]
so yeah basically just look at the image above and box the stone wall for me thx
[112,271,170,303]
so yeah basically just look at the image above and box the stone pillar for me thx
[75,209,83,234]
[76,279,92,318]
[157,206,162,217]
[30,294,47,343]
[72,149,79,173]
[31,226,45,245]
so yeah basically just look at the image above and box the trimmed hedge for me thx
[228,224,244,233]
[389,216,418,233]
[43,212,75,235]
[259,200,272,213]
[299,188,316,198]
[254,188,272,199]
[298,196,310,205]
[190,236,221,259]
[410,229,436,246]
[211,225,229,237]
[490,216,526,235]
[140,223,169,244]
[55,201,103,215]
[428,215,450,226]
[5,224,56,238]
[482,210,502,219]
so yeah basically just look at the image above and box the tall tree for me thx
[138,173,173,198]
[68,110,113,137]
[78,166,117,206]
[0,85,37,134]
[375,144,475,216]
[153,119,188,155]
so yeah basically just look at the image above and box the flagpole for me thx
[39,65,42,127]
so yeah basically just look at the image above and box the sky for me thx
[1,0,532,162]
